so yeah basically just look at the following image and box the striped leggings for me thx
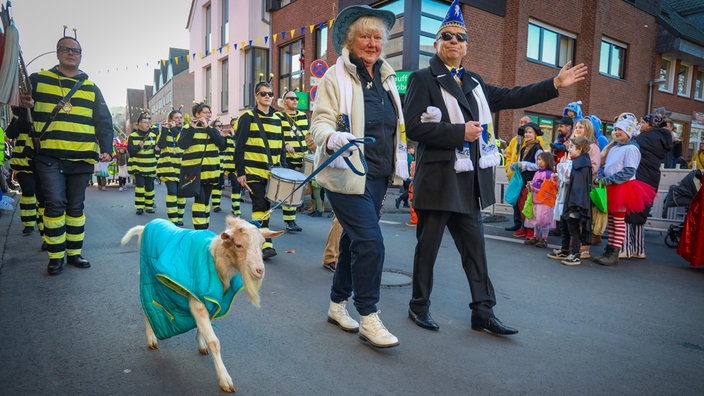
[607,212,626,249]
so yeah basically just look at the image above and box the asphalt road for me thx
[0,182,702,395]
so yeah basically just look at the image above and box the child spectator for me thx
[547,136,593,265]
[593,118,656,266]
[115,141,129,191]
[511,122,543,240]
[524,152,555,248]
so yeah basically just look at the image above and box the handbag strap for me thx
[35,78,85,140]
[251,110,275,168]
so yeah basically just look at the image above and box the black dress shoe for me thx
[504,224,521,232]
[47,257,64,275]
[136,209,144,215]
[22,226,34,235]
[262,247,277,260]
[145,208,155,214]
[471,317,518,335]
[408,309,440,331]
[213,207,222,213]
[285,221,302,232]
[175,221,184,226]
[41,241,48,251]
[67,255,91,268]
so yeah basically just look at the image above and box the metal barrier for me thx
[484,165,693,232]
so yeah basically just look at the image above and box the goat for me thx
[121,216,283,392]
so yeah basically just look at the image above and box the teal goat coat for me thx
[140,219,243,340]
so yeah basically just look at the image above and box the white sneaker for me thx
[359,311,399,348]
[327,301,359,333]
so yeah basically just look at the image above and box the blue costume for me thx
[139,219,244,340]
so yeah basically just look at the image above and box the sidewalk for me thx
[0,190,19,272]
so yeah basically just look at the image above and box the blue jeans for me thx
[326,177,387,316]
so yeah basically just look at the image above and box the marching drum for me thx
[266,167,307,207]
[303,153,315,177]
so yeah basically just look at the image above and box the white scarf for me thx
[333,54,409,180]
[438,77,501,172]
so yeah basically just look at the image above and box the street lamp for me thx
[647,77,667,115]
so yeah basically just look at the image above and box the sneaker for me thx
[285,221,302,232]
[512,228,527,237]
[535,239,548,248]
[580,251,591,259]
[146,209,155,214]
[525,229,535,239]
[547,249,569,259]
[618,251,629,259]
[118,187,124,192]
[136,209,144,215]
[327,300,359,332]
[323,262,336,272]
[22,226,34,235]
[524,237,538,246]
[406,221,417,227]
[262,247,277,260]
[561,254,581,266]
[359,311,399,348]
[632,253,647,259]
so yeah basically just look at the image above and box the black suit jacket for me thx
[404,55,559,212]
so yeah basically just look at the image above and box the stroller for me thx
[662,169,702,247]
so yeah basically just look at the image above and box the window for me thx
[695,69,704,101]
[527,20,575,68]
[221,59,229,112]
[314,23,328,60]
[659,57,674,93]
[599,38,627,79]
[221,0,229,46]
[243,47,269,108]
[205,4,212,52]
[418,0,445,68]
[279,39,304,95]
[379,0,404,70]
[677,62,692,97]
[205,66,212,107]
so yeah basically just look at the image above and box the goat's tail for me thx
[121,225,145,247]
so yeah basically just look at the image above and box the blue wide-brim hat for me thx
[332,5,396,55]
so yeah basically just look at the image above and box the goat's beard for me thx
[240,269,262,308]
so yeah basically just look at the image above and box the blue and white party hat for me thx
[440,0,467,32]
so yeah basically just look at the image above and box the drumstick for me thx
[243,182,254,195]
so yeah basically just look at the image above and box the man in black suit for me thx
[403,0,587,334]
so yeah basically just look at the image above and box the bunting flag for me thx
[88,17,335,75]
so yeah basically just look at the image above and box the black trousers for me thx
[410,200,496,319]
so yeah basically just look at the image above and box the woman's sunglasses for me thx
[437,31,468,43]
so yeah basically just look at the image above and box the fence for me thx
[485,165,694,232]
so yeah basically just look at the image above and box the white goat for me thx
[121,216,282,392]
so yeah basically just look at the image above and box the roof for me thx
[660,0,704,46]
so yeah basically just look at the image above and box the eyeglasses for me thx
[285,97,299,101]
[437,31,468,43]
[257,91,275,97]
[214,124,223,128]
[58,46,82,55]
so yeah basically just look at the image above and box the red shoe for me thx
[525,229,535,239]
[512,228,527,237]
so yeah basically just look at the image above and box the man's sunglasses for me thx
[257,91,275,97]
[437,31,468,43]
[58,46,82,55]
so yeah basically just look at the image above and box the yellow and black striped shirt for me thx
[220,134,236,174]
[156,126,183,182]
[28,68,113,163]
[127,128,158,176]
[5,118,34,174]
[234,108,286,181]
[276,110,309,168]
[178,126,226,184]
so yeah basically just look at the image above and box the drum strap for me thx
[251,110,276,169]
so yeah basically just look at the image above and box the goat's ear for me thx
[220,232,230,240]
[261,229,284,239]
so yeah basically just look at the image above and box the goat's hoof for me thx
[219,375,235,392]
[147,340,158,350]
[198,347,209,355]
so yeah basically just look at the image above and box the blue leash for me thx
[255,137,376,221]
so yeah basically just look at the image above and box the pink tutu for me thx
[606,180,656,215]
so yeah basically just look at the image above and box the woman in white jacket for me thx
[310,5,408,349]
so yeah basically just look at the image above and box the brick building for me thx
[147,48,195,124]
[267,0,704,158]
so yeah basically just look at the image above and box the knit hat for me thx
[331,5,396,54]
[439,0,467,32]
[614,119,638,137]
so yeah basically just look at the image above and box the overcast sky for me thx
[9,0,192,108]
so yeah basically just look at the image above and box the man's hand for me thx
[19,92,34,108]
[285,143,295,153]
[464,121,482,142]
[99,152,112,162]
[553,61,588,89]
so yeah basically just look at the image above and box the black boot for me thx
[68,254,91,268]
[594,245,619,266]
[47,257,65,275]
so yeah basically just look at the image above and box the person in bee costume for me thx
[12,29,113,275]
[128,112,159,215]
[156,109,186,225]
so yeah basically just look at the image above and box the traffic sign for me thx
[310,59,328,78]
[310,85,318,101]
